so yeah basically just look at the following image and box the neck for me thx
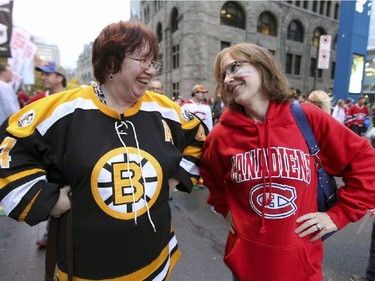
[243,99,270,122]
[101,84,136,113]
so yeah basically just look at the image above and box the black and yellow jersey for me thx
[0,85,207,280]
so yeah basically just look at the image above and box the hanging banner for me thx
[317,35,332,69]
[0,0,13,58]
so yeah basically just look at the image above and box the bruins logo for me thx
[91,147,162,220]
[17,110,35,127]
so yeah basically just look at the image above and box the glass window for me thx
[257,12,277,36]
[319,1,325,15]
[172,44,179,69]
[334,3,340,20]
[310,57,316,77]
[221,41,231,50]
[286,53,293,74]
[156,23,163,43]
[303,1,309,9]
[220,2,245,29]
[294,55,301,75]
[326,1,332,17]
[171,8,178,33]
[313,1,318,12]
[287,20,304,42]
[311,27,325,46]
[172,82,179,99]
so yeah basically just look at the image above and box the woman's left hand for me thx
[295,212,338,242]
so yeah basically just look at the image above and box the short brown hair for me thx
[213,43,291,112]
[92,20,159,84]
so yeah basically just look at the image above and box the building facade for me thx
[131,0,340,101]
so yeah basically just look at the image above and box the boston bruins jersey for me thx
[0,85,207,280]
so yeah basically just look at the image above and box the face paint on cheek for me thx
[233,70,251,80]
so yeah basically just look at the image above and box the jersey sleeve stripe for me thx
[180,158,199,176]
[18,190,40,222]
[0,168,45,189]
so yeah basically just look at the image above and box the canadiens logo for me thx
[181,108,195,121]
[17,110,35,127]
[250,183,297,219]
[91,147,162,220]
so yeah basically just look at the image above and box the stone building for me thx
[131,0,340,101]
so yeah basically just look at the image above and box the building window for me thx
[334,3,340,20]
[172,44,179,69]
[310,58,316,77]
[257,12,277,36]
[311,27,325,46]
[319,1,325,15]
[294,55,301,75]
[286,53,293,74]
[313,1,318,12]
[295,1,301,7]
[158,53,163,73]
[326,1,332,17]
[331,61,335,79]
[156,22,163,42]
[221,41,231,50]
[268,50,276,56]
[220,2,245,29]
[303,1,309,9]
[333,34,338,50]
[172,82,179,99]
[287,20,304,42]
[171,8,178,33]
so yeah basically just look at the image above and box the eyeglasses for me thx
[126,57,162,72]
[222,60,250,79]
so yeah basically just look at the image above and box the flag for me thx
[0,0,14,58]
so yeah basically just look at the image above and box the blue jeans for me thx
[367,222,375,281]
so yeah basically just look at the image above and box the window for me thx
[156,23,163,42]
[158,53,163,73]
[331,61,335,79]
[334,3,340,20]
[313,1,318,12]
[326,1,332,17]
[257,12,277,36]
[172,82,179,99]
[171,8,178,33]
[295,1,301,7]
[294,55,301,75]
[220,2,245,29]
[221,41,231,50]
[310,58,316,77]
[311,27,325,46]
[172,44,179,69]
[303,1,309,9]
[286,53,293,74]
[287,20,304,42]
[319,1,325,15]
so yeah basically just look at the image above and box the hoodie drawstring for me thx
[115,120,156,232]
[256,119,273,234]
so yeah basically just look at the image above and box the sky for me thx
[12,0,131,69]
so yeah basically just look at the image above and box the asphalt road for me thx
[0,185,372,281]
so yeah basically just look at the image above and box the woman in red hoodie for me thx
[200,43,375,281]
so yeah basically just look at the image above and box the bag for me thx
[291,101,338,240]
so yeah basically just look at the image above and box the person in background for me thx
[0,63,20,125]
[200,43,375,281]
[332,98,346,124]
[149,80,163,95]
[174,95,184,106]
[182,84,213,132]
[212,93,225,125]
[17,90,30,108]
[0,20,207,281]
[28,61,66,103]
[307,90,332,114]
[345,95,369,136]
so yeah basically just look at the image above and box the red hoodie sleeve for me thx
[301,103,375,229]
[200,129,229,218]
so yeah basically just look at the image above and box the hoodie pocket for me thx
[224,234,316,281]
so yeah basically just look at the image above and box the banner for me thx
[7,27,37,90]
[317,35,332,69]
[0,0,13,58]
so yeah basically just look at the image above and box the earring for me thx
[109,73,114,80]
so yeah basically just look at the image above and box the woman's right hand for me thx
[50,185,71,218]
[226,211,236,234]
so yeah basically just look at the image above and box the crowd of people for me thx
[0,20,375,281]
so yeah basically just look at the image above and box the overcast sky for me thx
[12,0,130,69]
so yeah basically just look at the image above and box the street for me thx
[0,186,372,281]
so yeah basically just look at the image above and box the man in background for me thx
[182,84,213,132]
[345,95,369,136]
[29,61,66,103]
[149,80,163,95]
[0,63,20,124]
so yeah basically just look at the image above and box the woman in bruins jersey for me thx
[0,21,208,280]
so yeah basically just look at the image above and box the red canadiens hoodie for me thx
[200,101,375,281]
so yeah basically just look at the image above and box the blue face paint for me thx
[234,70,251,79]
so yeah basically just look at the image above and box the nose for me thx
[223,73,234,85]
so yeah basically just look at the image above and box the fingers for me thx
[295,212,338,241]
[50,185,72,218]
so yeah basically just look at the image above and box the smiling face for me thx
[221,53,263,108]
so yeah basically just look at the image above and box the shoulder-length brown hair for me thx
[92,20,159,84]
[214,43,291,112]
